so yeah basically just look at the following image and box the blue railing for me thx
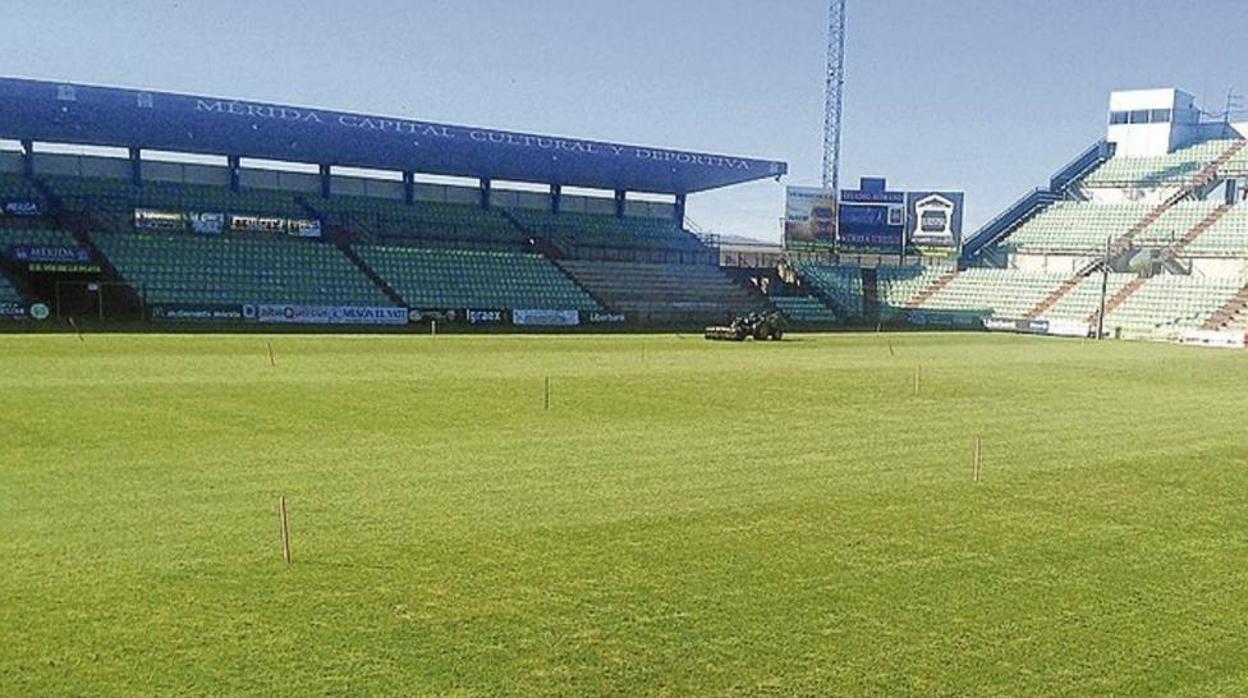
[961,140,1108,261]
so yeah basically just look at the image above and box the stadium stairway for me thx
[1202,281,1248,331]
[333,235,408,308]
[547,257,614,311]
[1170,204,1233,257]
[1191,139,1248,191]
[1086,276,1147,326]
[1026,277,1083,319]
[903,270,958,310]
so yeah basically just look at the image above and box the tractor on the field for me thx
[704,312,786,342]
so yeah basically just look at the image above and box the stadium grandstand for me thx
[3,79,1248,346]
[0,77,785,329]
[773,88,1248,345]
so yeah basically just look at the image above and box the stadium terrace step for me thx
[1086,276,1146,325]
[1202,282,1248,331]
[1190,139,1248,190]
[903,270,958,310]
[1026,277,1083,319]
[1170,204,1233,256]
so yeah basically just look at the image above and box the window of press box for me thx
[1109,111,1129,125]
[1150,109,1171,123]
[1129,110,1150,124]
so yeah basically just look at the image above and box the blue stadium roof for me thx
[0,78,787,195]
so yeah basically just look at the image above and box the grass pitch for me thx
[3,332,1248,696]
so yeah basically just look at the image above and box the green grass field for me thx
[4,332,1248,696]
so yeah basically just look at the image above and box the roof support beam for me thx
[550,184,562,214]
[128,148,142,187]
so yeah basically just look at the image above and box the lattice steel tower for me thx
[822,0,847,192]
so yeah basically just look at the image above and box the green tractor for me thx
[705,312,786,342]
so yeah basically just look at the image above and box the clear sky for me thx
[1,0,1244,240]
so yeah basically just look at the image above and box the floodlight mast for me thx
[822,0,847,193]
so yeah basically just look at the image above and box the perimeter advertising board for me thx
[783,187,837,251]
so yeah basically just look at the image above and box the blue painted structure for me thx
[0,78,787,195]
[961,140,1108,261]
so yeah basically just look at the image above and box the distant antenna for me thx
[822,0,847,192]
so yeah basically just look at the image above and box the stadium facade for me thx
[2,78,1247,344]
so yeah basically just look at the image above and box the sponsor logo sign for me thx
[0,302,27,319]
[191,212,225,235]
[588,312,626,324]
[513,309,580,327]
[906,191,965,258]
[467,310,504,324]
[243,304,409,326]
[10,245,92,264]
[230,215,321,237]
[150,304,244,322]
[3,200,41,217]
[135,209,187,230]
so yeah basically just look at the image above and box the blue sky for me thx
[1,0,1244,240]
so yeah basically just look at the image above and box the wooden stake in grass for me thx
[544,375,551,411]
[267,342,276,367]
[278,496,292,564]
[974,436,983,483]
[913,364,922,397]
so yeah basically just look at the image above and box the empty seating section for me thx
[511,210,706,255]
[1082,139,1237,187]
[1006,202,1149,253]
[920,269,1069,318]
[311,196,527,250]
[1224,143,1248,177]
[1102,275,1244,335]
[876,267,944,311]
[43,176,302,216]
[793,263,864,316]
[1132,201,1220,246]
[355,246,599,311]
[0,274,19,303]
[0,174,48,210]
[0,228,80,250]
[1181,204,1248,256]
[1036,273,1134,324]
[771,295,838,324]
[559,261,763,321]
[91,232,393,306]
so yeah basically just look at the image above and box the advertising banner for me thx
[8,245,99,273]
[3,200,41,217]
[783,187,837,251]
[466,310,504,324]
[244,304,409,326]
[150,304,244,322]
[230,215,287,234]
[906,191,964,257]
[0,302,26,319]
[513,309,581,327]
[191,212,225,235]
[838,178,905,253]
[286,219,323,238]
[135,209,186,230]
[587,311,627,324]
